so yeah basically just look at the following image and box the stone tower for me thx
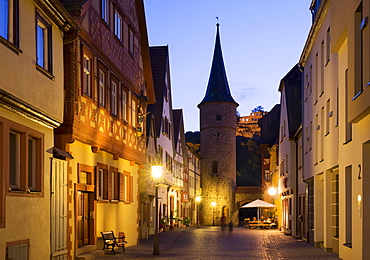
[198,23,238,225]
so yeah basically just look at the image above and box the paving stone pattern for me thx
[96,226,340,260]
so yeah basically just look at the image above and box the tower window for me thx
[216,115,222,121]
[212,161,218,174]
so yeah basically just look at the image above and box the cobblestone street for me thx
[96,226,340,260]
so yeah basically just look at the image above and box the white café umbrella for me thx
[241,199,277,220]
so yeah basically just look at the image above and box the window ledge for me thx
[36,65,54,80]
[352,91,362,101]
[114,35,123,45]
[7,190,43,198]
[0,36,22,55]
[343,139,352,145]
[343,243,352,248]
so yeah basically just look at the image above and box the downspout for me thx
[298,63,309,241]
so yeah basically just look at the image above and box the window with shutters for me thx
[95,164,133,203]
[110,166,119,201]
[82,47,93,98]
[121,171,133,203]
[96,163,109,200]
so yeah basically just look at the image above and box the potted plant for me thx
[183,217,191,227]
[160,217,169,231]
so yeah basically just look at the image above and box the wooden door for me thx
[77,191,89,247]
[298,195,306,239]
[50,158,68,259]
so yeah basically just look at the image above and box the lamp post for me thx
[211,201,216,226]
[152,165,162,255]
[196,196,201,228]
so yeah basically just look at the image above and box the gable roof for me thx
[198,23,238,107]
[279,64,302,138]
[259,104,281,145]
[148,46,170,137]
[172,109,183,147]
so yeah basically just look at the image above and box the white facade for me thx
[299,0,370,258]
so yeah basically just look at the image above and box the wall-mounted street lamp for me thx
[152,165,162,255]
[268,187,278,196]
[196,196,201,228]
[211,201,216,226]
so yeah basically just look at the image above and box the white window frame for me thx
[131,98,136,127]
[82,51,93,97]
[122,89,127,122]
[114,10,122,41]
[111,80,118,116]
[99,69,106,107]
[101,0,108,23]
[36,14,52,73]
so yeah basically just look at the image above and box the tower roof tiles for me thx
[198,23,238,107]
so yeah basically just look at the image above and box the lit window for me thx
[82,49,93,97]
[131,98,136,127]
[99,69,106,107]
[111,167,119,201]
[36,14,52,73]
[122,89,127,121]
[111,81,118,115]
[114,11,122,41]
[97,168,104,200]
[121,171,133,202]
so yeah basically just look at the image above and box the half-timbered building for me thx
[56,0,155,258]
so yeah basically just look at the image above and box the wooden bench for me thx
[100,230,127,254]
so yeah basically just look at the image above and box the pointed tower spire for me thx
[198,22,238,106]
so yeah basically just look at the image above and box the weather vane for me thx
[216,17,219,26]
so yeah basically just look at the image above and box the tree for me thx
[236,136,261,186]
[251,106,265,113]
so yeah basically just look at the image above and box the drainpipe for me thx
[298,63,310,241]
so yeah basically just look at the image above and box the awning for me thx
[241,199,276,208]
[47,147,74,159]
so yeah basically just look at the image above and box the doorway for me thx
[297,194,306,239]
[77,191,92,247]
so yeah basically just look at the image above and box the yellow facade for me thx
[0,0,75,257]
[66,140,140,253]
[0,109,55,259]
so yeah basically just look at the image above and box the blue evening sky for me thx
[144,1,312,132]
